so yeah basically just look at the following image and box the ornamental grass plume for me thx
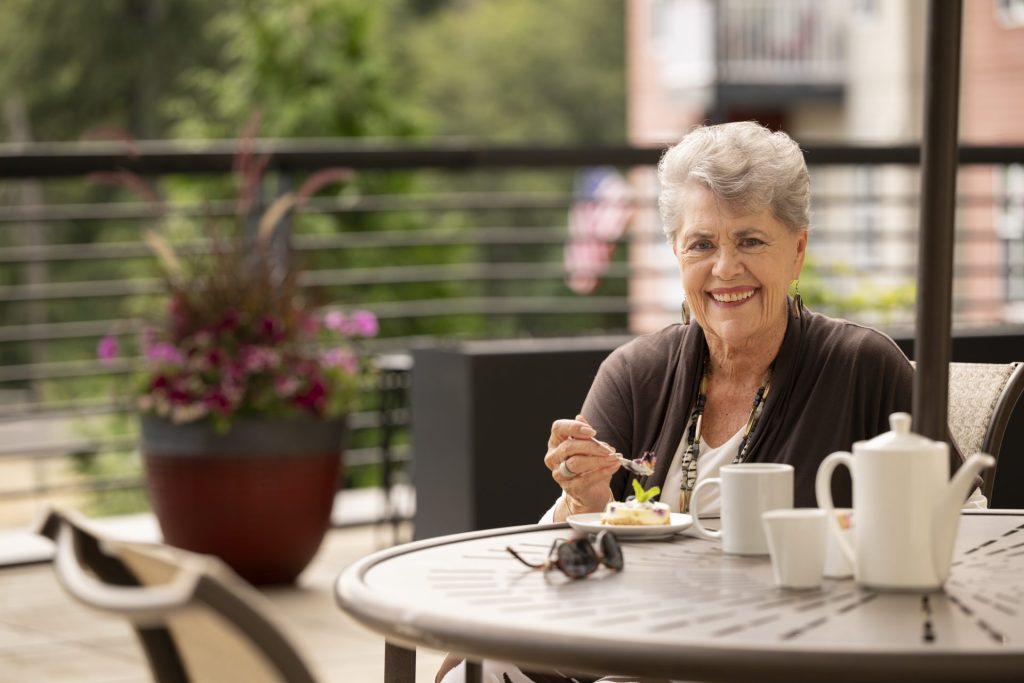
[94,119,375,432]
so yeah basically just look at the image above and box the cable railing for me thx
[1,140,1023,528]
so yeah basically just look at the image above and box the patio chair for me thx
[37,507,318,683]
[946,361,1024,500]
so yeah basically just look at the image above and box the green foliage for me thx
[0,0,221,140]
[70,413,148,517]
[167,0,419,139]
[400,0,626,143]
[797,257,916,324]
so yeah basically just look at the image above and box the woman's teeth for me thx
[711,290,755,303]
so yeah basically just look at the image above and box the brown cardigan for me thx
[582,302,968,508]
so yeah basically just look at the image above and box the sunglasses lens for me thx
[557,540,598,579]
[598,531,624,571]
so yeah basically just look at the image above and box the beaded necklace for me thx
[678,352,773,513]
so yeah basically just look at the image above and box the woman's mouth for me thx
[708,288,757,304]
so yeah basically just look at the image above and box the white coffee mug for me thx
[762,508,826,589]
[690,463,794,555]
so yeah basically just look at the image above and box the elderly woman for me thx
[440,121,982,683]
[544,120,983,524]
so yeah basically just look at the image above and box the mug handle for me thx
[815,451,855,566]
[689,477,722,540]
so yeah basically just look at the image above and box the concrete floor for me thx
[0,522,448,683]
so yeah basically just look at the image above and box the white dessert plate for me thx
[566,512,693,540]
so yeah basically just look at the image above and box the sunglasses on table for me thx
[506,530,624,579]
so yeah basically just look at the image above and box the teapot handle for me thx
[816,451,856,566]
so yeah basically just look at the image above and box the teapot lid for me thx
[861,412,943,451]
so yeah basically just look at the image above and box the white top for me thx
[539,426,988,523]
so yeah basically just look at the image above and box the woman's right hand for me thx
[545,414,620,521]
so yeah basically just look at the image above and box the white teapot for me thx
[815,412,995,591]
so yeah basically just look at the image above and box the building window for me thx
[995,164,1024,303]
[853,166,879,267]
[995,0,1024,28]
[852,0,879,19]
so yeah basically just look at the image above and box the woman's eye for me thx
[687,240,713,251]
[740,237,765,248]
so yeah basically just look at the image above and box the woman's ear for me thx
[792,230,808,279]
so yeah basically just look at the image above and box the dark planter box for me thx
[411,337,629,540]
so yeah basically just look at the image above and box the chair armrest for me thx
[53,524,201,624]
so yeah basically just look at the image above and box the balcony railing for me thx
[1,139,1023,528]
[717,0,848,85]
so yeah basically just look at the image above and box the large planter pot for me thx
[140,414,346,585]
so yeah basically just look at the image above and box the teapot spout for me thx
[932,453,996,583]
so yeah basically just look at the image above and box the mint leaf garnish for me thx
[631,479,661,503]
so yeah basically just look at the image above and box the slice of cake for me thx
[600,481,670,526]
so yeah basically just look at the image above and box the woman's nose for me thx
[712,246,744,279]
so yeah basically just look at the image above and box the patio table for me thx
[335,510,1024,683]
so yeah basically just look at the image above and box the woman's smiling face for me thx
[673,183,807,350]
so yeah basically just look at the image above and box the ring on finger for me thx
[558,459,577,479]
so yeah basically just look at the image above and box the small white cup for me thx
[691,463,794,555]
[762,508,826,590]
[824,508,853,579]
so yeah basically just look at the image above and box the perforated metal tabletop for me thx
[336,511,1024,682]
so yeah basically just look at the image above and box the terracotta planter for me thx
[140,415,345,585]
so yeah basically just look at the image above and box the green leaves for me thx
[631,479,661,504]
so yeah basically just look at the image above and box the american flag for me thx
[564,167,634,295]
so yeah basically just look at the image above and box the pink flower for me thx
[274,375,300,397]
[351,309,379,337]
[97,335,120,364]
[321,348,358,374]
[324,310,346,332]
[241,346,280,373]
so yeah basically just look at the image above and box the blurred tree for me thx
[167,0,418,139]
[0,0,221,141]
[399,0,626,144]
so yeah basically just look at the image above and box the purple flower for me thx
[294,377,328,414]
[260,315,284,342]
[145,342,184,365]
[204,390,231,414]
[351,309,379,338]
[214,310,240,333]
[97,335,120,364]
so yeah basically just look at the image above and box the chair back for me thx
[37,508,318,683]
[947,362,1024,500]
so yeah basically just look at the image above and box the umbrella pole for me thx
[913,0,963,442]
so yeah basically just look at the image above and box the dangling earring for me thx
[681,298,691,325]
[790,280,802,320]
